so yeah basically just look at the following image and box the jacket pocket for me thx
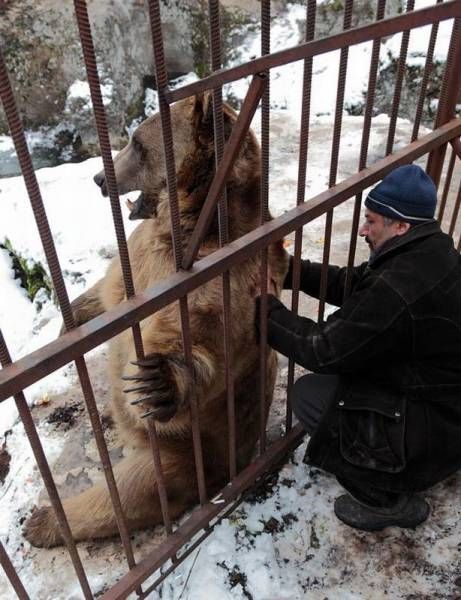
[339,383,407,473]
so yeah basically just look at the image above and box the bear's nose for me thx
[93,172,105,188]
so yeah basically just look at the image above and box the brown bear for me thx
[24,93,288,547]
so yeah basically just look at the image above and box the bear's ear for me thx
[193,92,233,144]
[193,92,213,128]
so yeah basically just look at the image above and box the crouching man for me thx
[256,164,461,531]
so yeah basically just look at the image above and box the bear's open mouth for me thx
[126,192,158,220]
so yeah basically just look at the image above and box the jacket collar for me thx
[368,220,441,267]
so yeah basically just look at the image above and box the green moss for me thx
[0,238,52,308]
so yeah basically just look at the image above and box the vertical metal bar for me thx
[147,0,207,505]
[72,1,173,552]
[286,0,317,433]
[208,0,236,480]
[344,0,387,299]
[427,17,461,188]
[448,177,461,237]
[0,45,139,580]
[72,0,143,358]
[0,332,93,600]
[258,0,270,455]
[411,0,442,142]
[438,147,456,223]
[318,0,354,321]
[386,0,415,156]
[0,539,30,600]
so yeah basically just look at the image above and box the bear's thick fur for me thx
[24,94,288,547]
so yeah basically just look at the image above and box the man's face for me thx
[358,209,408,253]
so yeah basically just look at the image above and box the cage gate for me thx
[1,0,461,598]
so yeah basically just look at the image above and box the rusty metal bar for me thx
[386,0,415,156]
[411,0,442,142]
[0,331,93,600]
[286,0,317,433]
[438,147,456,223]
[100,423,304,600]
[0,42,139,580]
[258,0,270,456]
[344,0,387,299]
[73,0,143,358]
[451,137,461,160]
[207,0,236,481]
[0,539,30,600]
[448,176,461,237]
[182,73,267,270]
[427,17,461,187]
[318,0,354,322]
[165,1,461,104]
[147,0,208,506]
[2,120,461,405]
[140,494,249,598]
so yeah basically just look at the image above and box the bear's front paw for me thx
[23,506,63,548]
[123,354,180,422]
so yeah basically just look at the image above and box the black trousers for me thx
[292,373,406,508]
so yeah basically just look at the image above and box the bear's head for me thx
[93,93,261,233]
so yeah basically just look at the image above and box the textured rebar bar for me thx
[427,17,461,187]
[147,0,207,505]
[0,331,93,600]
[318,0,354,322]
[208,0,237,480]
[344,0,387,299]
[438,147,456,223]
[73,0,143,358]
[0,539,30,600]
[386,0,416,155]
[258,0,271,455]
[0,43,139,581]
[286,0,317,433]
[448,176,461,237]
[411,0,442,142]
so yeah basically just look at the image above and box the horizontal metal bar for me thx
[1,118,461,403]
[182,73,266,269]
[165,1,461,104]
[101,423,304,600]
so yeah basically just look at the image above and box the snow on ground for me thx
[1,3,460,599]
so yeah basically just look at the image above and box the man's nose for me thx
[358,224,367,237]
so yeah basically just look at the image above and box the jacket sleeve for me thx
[263,276,409,374]
[283,255,369,307]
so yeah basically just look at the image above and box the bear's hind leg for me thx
[24,445,197,547]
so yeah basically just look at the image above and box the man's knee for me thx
[290,373,340,434]
[291,375,312,421]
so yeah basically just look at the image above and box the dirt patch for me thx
[0,437,11,484]
[46,402,83,430]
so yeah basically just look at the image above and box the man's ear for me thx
[396,221,411,236]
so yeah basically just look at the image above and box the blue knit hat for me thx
[365,165,436,224]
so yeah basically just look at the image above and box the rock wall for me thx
[0,0,404,161]
[0,0,259,157]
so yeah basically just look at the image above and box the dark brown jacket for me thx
[264,221,461,492]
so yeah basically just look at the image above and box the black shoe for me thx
[334,493,430,532]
